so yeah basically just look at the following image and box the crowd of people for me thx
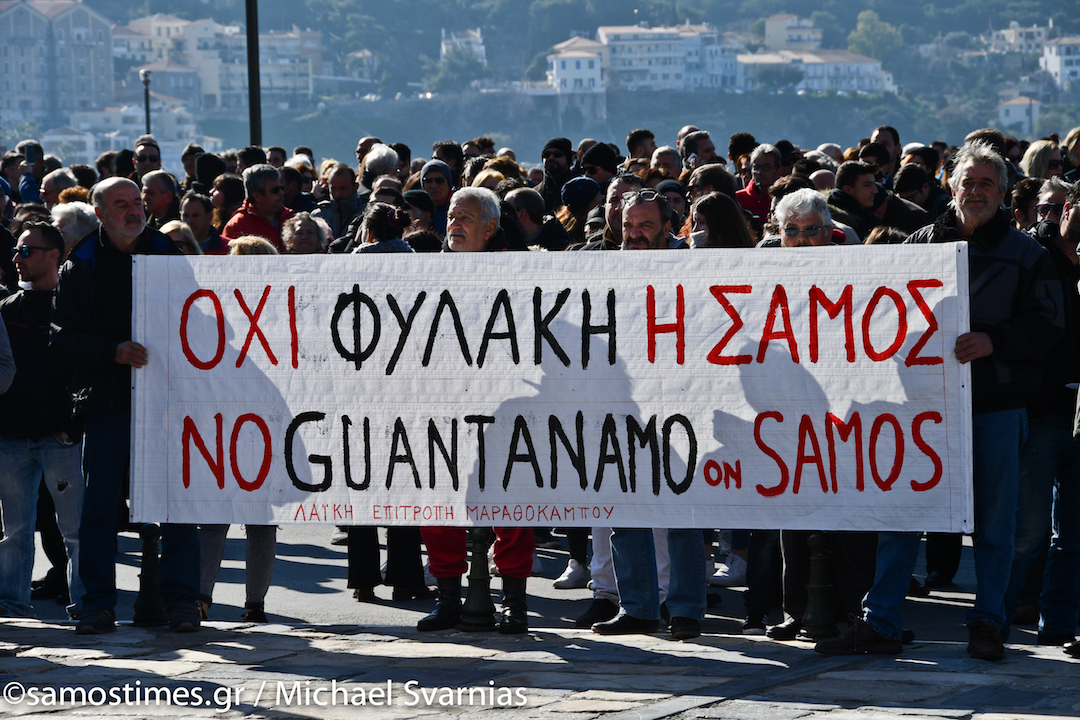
[0,120,1079,664]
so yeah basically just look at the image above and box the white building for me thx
[531,49,606,125]
[987,21,1055,55]
[441,28,485,65]
[998,96,1042,137]
[737,49,896,94]
[1041,36,1080,91]
[764,14,821,51]
[127,13,188,61]
[68,95,221,171]
[111,23,152,63]
[597,25,685,91]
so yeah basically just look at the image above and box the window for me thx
[588,59,594,69]
[57,29,63,40]
[575,60,580,69]
[560,60,566,69]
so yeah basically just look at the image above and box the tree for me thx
[847,10,903,61]
[422,46,491,94]
[753,65,805,93]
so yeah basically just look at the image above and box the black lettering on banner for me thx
[285,412,331,492]
[428,419,459,490]
[503,415,543,489]
[581,289,616,369]
[626,415,660,495]
[549,412,586,490]
[534,287,572,366]
[385,291,427,375]
[594,413,627,492]
[386,418,421,489]
[422,290,473,367]
[342,415,371,490]
[478,289,521,368]
[663,414,697,495]
[331,285,380,370]
[465,415,495,490]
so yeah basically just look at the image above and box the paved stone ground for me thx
[2,617,1079,719]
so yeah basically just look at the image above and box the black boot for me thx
[417,576,462,631]
[499,576,528,634]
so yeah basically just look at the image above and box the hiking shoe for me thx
[76,608,115,635]
[709,553,747,586]
[742,614,766,635]
[968,619,1004,661]
[574,598,619,628]
[553,559,590,589]
[815,618,901,655]
[168,605,202,633]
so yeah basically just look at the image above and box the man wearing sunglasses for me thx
[132,137,162,182]
[0,223,81,619]
[51,177,201,635]
[221,164,294,252]
[419,160,454,237]
[535,137,580,214]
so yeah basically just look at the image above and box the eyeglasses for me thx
[583,165,600,175]
[135,154,160,163]
[261,185,284,195]
[542,151,564,160]
[12,245,51,258]
[783,225,823,238]
[622,189,660,202]
[1047,159,1064,169]
[422,176,447,185]
[752,164,775,172]
[1037,202,1064,216]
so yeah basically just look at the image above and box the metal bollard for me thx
[800,532,837,640]
[132,523,169,626]
[457,527,497,631]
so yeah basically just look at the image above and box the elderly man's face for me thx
[1037,189,1067,224]
[955,161,1005,229]
[40,176,63,208]
[651,150,681,178]
[751,155,778,193]
[181,198,211,242]
[780,211,830,247]
[621,198,670,251]
[252,176,285,218]
[96,180,147,243]
[446,196,496,253]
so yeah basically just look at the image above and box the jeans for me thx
[0,435,84,617]
[79,412,200,611]
[865,409,1026,639]
[611,528,705,620]
[1002,414,1080,637]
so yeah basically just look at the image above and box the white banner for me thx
[131,245,972,531]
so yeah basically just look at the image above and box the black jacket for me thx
[0,289,77,437]
[50,225,177,416]
[906,208,1063,414]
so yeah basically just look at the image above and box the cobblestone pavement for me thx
[2,617,1078,719]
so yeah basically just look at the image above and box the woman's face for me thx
[289,219,323,254]
[210,187,224,207]
[1046,148,1063,179]
[691,208,708,235]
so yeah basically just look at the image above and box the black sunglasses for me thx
[13,245,52,258]
[135,154,160,163]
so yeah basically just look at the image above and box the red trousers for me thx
[422,527,535,579]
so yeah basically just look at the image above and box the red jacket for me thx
[735,179,771,220]
[222,200,294,253]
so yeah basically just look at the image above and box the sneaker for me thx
[575,598,619,628]
[742,614,766,635]
[553,559,590,589]
[168,605,202,633]
[967,619,1004,661]
[709,553,747,587]
[815,618,902,655]
[76,608,116,635]
[330,526,349,546]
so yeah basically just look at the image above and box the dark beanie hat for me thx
[581,142,617,174]
[561,176,601,213]
[543,138,573,157]
[192,152,227,194]
[402,188,436,216]
[654,178,687,198]
[420,159,453,187]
